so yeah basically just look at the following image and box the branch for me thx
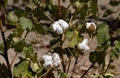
[70,55,79,78]
[0,20,12,78]
[80,62,96,78]
[104,56,112,73]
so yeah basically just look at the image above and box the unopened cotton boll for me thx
[86,22,97,32]
[52,53,61,67]
[78,39,90,51]
[42,55,53,67]
[58,19,69,30]
[52,21,63,34]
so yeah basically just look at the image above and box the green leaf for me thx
[111,40,120,59]
[12,40,27,52]
[13,0,20,3]
[34,23,45,34]
[20,17,33,30]
[97,23,110,45]
[109,64,116,69]
[90,0,98,17]
[23,46,37,63]
[53,47,61,55]
[79,4,88,20]
[109,0,120,6]
[37,66,47,77]
[80,0,90,3]
[13,59,34,78]
[89,52,97,63]
[64,47,75,58]
[6,11,18,26]
[96,51,106,65]
[50,38,61,47]
[103,9,114,17]
[114,40,120,50]
[70,34,82,47]
[14,26,24,37]
[111,48,119,59]
[0,0,8,6]
[59,70,69,78]
[0,63,9,78]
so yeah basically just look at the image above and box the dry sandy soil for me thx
[0,0,120,78]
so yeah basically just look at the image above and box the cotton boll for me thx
[52,21,63,34]
[78,39,90,51]
[86,22,96,29]
[43,61,53,67]
[42,55,53,67]
[55,25,63,34]
[52,53,61,67]
[58,19,69,30]
[86,22,97,33]
[82,39,88,45]
[78,43,90,51]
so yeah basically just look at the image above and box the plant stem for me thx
[104,56,112,73]
[80,62,96,78]
[0,20,12,78]
[67,58,71,73]
[10,53,17,68]
[58,0,62,18]
[70,55,79,78]
[32,0,54,23]
[60,34,66,72]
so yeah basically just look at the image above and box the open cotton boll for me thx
[78,43,90,51]
[86,22,97,33]
[52,21,63,34]
[81,38,89,45]
[86,22,96,29]
[58,19,69,30]
[42,55,53,67]
[78,39,90,51]
[52,53,61,67]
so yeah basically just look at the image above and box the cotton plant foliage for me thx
[0,0,119,78]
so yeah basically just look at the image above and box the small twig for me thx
[42,11,54,23]
[34,31,53,53]
[32,0,54,23]
[70,55,79,78]
[67,58,71,73]
[67,48,74,73]
[39,68,52,78]
[104,56,112,73]
[10,53,17,69]
[80,62,96,78]
[60,34,66,72]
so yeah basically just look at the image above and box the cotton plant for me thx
[42,53,61,67]
[51,19,69,34]
[78,38,90,51]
